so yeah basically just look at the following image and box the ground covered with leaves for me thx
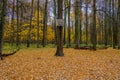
[0,48,120,80]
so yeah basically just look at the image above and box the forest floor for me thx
[0,48,120,80]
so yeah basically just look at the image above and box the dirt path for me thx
[0,48,120,80]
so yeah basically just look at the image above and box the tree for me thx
[37,0,40,48]
[112,0,117,48]
[55,0,64,56]
[53,0,57,45]
[0,0,7,60]
[42,0,48,47]
[27,0,34,47]
[108,0,112,46]
[11,0,15,46]
[118,0,120,49]
[85,0,88,45]
[74,0,79,48]
[79,0,82,44]
[63,0,67,45]
[91,0,97,50]
[104,1,108,46]
[16,0,20,46]
[67,0,71,47]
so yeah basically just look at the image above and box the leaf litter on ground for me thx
[0,48,120,80]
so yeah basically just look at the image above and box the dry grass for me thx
[0,48,120,80]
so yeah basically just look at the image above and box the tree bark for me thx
[74,0,79,48]
[67,0,71,47]
[53,0,57,45]
[91,0,97,50]
[37,0,40,48]
[55,0,64,56]
[16,0,20,46]
[11,0,15,46]
[104,1,108,46]
[0,0,7,60]
[108,0,112,46]
[27,0,34,47]
[42,0,48,47]
[112,0,117,48]
[79,1,82,44]
[85,1,88,45]
[63,0,67,45]
[118,0,120,49]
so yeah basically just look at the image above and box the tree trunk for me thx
[16,0,19,46]
[11,0,15,46]
[79,2,82,44]
[53,0,57,45]
[42,0,48,47]
[0,0,7,60]
[19,7,23,45]
[112,0,117,48]
[67,0,71,47]
[27,0,34,47]
[104,1,108,46]
[74,0,79,49]
[85,1,88,45]
[55,0,64,56]
[98,7,102,44]
[63,1,67,45]
[37,0,40,48]
[91,0,97,50]
[108,0,112,46]
[118,0,120,49]
[101,8,104,44]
